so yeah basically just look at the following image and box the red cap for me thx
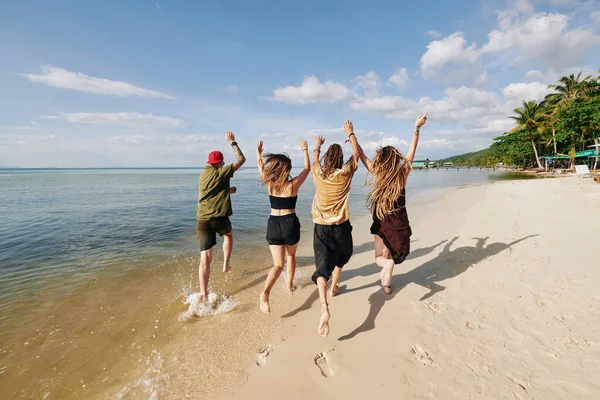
[207,151,224,165]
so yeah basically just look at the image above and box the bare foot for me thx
[287,285,296,294]
[382,261,394,294]
[223,263,231,273]
[329,284,339,298]
[259,292,270,314]
[199,294,208,303]
[318,304,330,337]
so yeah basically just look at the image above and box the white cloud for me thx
[501,82,553,106]
[592,11,600,24]
[419,32,484,82]
[425,30,443,38]
[388,68,410,91]
[269,76,355,104]
[353,71,382,97]
[60,112,187,128]
[40,115,60,120]
[482,13,600,68]
[22,65,176,99]
[523,66,598,84]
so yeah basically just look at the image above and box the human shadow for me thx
[280,240,448,318]
[338,234,537,341]
[340,239,448,287]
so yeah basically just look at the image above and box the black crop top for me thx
[269,195,298,209]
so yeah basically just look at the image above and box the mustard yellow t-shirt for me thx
[311,158,358,225]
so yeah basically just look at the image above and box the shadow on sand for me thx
[338,235,537,341]
[281,239,448,319]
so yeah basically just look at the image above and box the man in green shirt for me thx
[197,131,246,303]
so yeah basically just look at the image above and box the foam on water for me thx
[116,349,167,400]
[179,292,236,320]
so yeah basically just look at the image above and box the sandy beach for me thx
[223,177,600,400]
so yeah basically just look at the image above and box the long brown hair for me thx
[366,146,410,220]
[320,144,344,176]
[260,153,292,194]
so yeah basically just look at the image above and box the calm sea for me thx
[0,167,513,399]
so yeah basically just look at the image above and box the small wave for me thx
[179,292,236,321]
[116,349,167,400]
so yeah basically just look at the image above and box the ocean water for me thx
[0,167,512,399]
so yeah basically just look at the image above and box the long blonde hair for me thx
[366,146,411,220]
[260,153,292,194]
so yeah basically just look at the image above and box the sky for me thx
[1,0,599,168]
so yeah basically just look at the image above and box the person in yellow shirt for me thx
[311,120,361,337]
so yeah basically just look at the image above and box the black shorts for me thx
[312,220,353,284]
[266,214,301,246]
[197,217,232,251]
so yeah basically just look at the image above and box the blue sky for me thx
[1,0,599,167]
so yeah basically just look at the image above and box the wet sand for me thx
[226,177,600,400]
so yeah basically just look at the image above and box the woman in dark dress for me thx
[357,113,428,294]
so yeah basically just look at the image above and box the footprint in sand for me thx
[314,352,334,377]
[409,345,437,369]
[256,345,272,367]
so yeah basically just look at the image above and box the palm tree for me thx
[508,100,547,169]
[548,72,590,101]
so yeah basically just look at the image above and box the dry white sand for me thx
[225,177,600,400]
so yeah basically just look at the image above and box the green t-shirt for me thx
[196,163,235,221]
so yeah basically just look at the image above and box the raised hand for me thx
[226,131,236,143]
[300,139,308,151]
[257,140,264,155]
[415,113,428,129]
[229,186,237,194]
[315,135,325,147]
[343,119,354,136]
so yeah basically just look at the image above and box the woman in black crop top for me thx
[256,139,311,314]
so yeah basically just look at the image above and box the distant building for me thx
[443,162,454,167]
[412,158,430,169]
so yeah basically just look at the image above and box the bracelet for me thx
[231,141,238,146]
[314,148,321,152]
[302,148,308,151]
[348,132,355,138]
[413,129,420,136]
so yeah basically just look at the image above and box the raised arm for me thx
[256,140,265,177]
[404,113,428,166]
[344,120,360,164]
[226,131,246,172]
[292,139,311,187]
[356,141,373,171]
[313,135,325,166]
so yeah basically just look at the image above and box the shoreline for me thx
[225,177,600,400]
[1,171,575,399]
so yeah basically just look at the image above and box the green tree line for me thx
[440,70,600,169]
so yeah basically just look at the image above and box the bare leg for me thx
[329,266,342,297]
[374,235,394,294]
[285,243,298,293]
[260,245,286,314]
[222,233,232,273]
[316,276,330,337]
[199,248,213,302]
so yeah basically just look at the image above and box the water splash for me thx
[179,292,236,321]
[116,349,167,400]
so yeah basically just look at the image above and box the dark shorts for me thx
[266,213,301,246]
[197,217,232,251]
[312,220,353,284]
